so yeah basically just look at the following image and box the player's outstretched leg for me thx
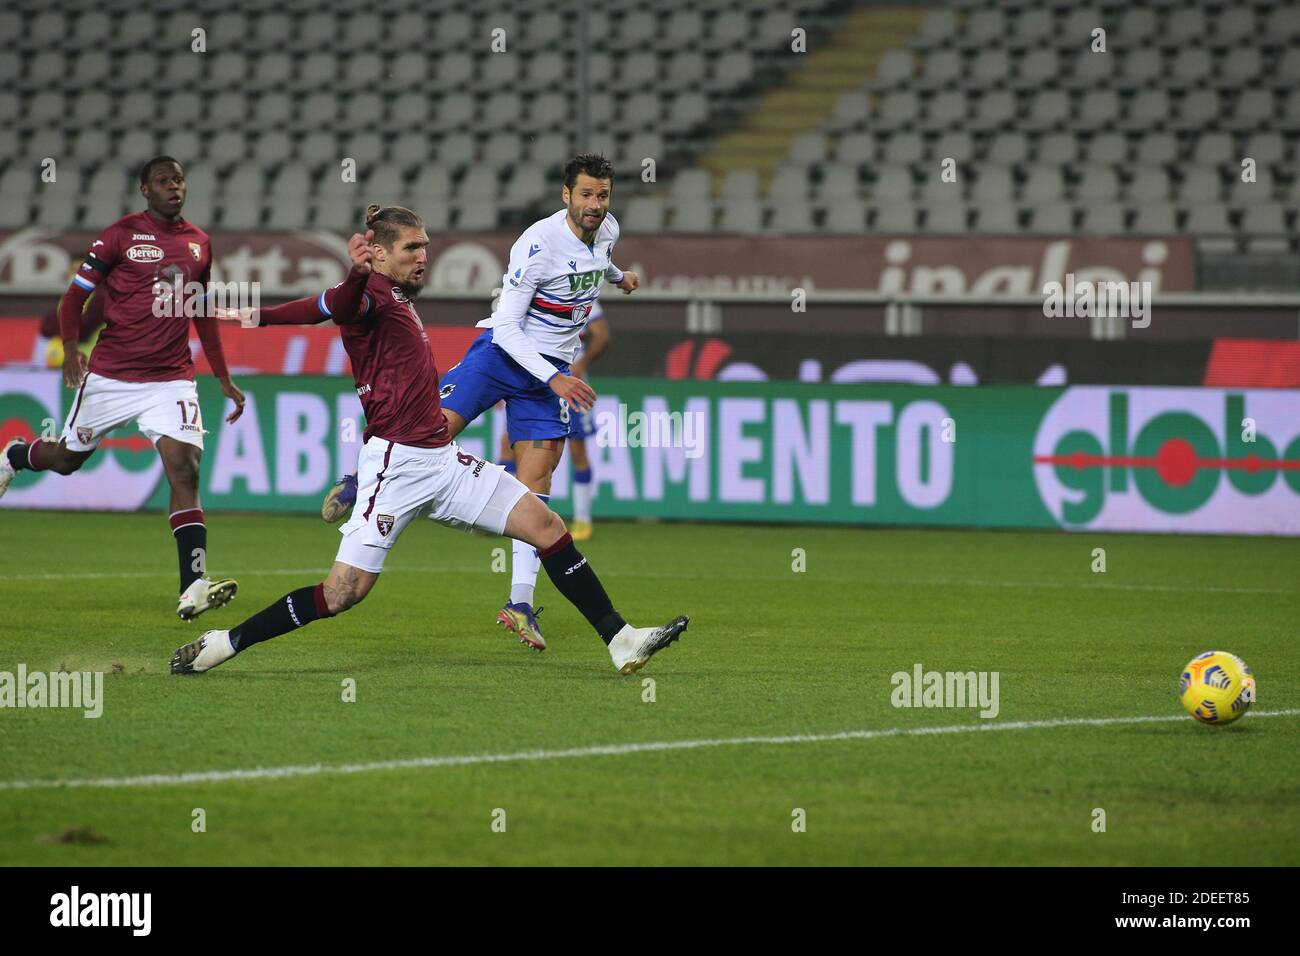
[1,438,93,498]
[502,491,687,674]
[171,562,372,674]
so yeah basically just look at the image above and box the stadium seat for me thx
[924,90,968,130]
[1132,203,1179,234]
[969,50,1012,91]
[768,164,811,200]
[1166,8,1207,44]
[973,90,1016,129]
[918,172,959,205]
[871,165,914,202]
[872,49,914,90]
[835,131,877,164]
[669,200,714,232]
[876,90,920,130]
[1026,203,1073,235]
[977,202,1024,234]
[1179,166,1223,203]
[1014,49,1059,91]
[1184,203,1233,235]
[1079,203,1127,235]
[1066,49,1111,90]
[719,199,764,233]
[973,165,1015,201]
[913,8,957,49]
[917,50,962,91]
[1021,166,1065,203]
[713,53,755,93]
[1133,134,1175,166]
[874,203,919,232]
[1225,89,1274,132]
[788,132,829,165]
[987,132,1029,164]
[1173,90,1222,132]
[1075,165,1120,202]
[827,91,871,131]
[1037,133,1080,166]
[922,203,969,234]
[816,165,860,202]
[882,132,925,165]
[455,203,500,232]
[1127,168,1172,203]
[962,9,1006,51]
[933,131,974,164]
[1125,90,1171,131]
[1230,169,1276,207]
[622,196,667,233]
[822,200,867,233]
[720,169,760,202]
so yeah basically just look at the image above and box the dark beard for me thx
[397,281,422,300]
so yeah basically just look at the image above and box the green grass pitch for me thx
[0,510,1297,865]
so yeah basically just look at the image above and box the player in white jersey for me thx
[321,155,637,652]
[497,300,609,540]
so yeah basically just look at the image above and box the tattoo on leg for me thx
[325,566,364,612]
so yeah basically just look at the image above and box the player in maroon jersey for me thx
[0,157,245,621]
[169,204,686,676]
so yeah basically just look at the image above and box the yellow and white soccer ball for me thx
[1180,651,1255,725]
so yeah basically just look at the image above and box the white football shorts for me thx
[62,372,205,452]
[336,435,529,573]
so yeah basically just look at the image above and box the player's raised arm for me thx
[213,231,374,329]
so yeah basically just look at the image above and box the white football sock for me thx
[509,494,546,606]
[572,472,593,523]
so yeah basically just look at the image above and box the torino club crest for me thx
[375,514,394,536]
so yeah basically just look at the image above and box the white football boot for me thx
[608,615,689,674]
[177,576,238,621]
[170,630,236,674]
[0,439,23,499]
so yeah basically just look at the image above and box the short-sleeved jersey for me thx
[71,211,212,382]
[476,209,622,364]
[319,273,451,449]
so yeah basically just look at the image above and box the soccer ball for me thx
[1179,651,1255,725]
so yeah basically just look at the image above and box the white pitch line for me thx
[0,566,1292,595]
[2,708,1297,793]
